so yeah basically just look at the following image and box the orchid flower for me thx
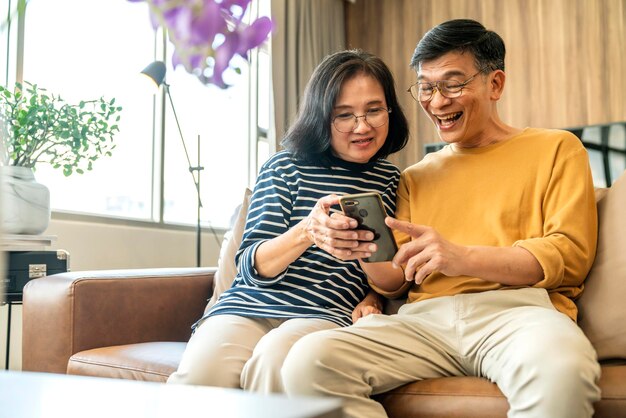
[130,0,273,88]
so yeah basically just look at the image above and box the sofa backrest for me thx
[577,171,626,361]
[203,188,252,313]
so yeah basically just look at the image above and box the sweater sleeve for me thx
[514,140,598,290]
[235,161,293,287]
[392,171,413,247]
[367,166,413,299]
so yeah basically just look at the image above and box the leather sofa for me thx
[22,172,626,417]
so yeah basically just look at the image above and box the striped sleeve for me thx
[235,155,294,287]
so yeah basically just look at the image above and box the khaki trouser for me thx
[167,314,339,393]
[282,288,601,418]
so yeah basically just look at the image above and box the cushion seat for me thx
[375,364,626,418]
[68,342,185,382]
[69,341,626,417]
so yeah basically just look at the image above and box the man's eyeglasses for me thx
[332,107,391,133]
[407,68,487,102]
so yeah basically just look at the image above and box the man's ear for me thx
[490,70,506,100]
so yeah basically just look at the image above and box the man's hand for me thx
[385,217,469,284]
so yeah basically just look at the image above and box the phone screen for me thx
[339,193,398,262]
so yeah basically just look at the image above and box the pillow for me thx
[577,171,626,360]
[204,188,252,313]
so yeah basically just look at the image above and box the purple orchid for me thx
[131,0,273,89]
[220,0,252,10]
[236,16,272,57]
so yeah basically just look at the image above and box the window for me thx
[22,0,156,220]
[12,0,272,229]
[0,1,16,86]
[567,122,626,188]
[162,57,252,227]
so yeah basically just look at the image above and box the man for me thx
[281,19,601,418]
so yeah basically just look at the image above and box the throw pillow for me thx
[577,170,626,360]
[204,188,252,313]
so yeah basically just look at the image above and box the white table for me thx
[0,371,343,418]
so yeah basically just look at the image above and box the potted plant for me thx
[0,81,123,234]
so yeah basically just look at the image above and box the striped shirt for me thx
[205,150,400,327]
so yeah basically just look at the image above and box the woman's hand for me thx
[255,194,377,278]
[352,290,383,323]
[302,195,378,260]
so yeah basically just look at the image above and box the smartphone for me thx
[339,192,398,262]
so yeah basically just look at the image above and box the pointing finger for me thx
[385,217,427,238]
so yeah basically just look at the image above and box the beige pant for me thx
[166,314,339,393]
[282,288,601,418]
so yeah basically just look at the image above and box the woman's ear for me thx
[490,70,506,100]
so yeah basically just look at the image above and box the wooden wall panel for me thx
[345,0,626,170]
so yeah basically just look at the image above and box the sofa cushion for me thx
[375,365,626,418]
[577,171,626,360]
[67,342,185,382]
[375,376,509,418]
[204,188,252,313]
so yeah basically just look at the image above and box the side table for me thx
[1,235,69,370]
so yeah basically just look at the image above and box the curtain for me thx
[270,0,346,150]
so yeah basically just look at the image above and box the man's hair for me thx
[410,19,505,72]
[282,49,409,165]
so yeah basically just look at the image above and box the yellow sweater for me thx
[375,128,597,321]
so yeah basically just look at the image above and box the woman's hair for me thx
[281,49,409,164]
[410,19,506,73]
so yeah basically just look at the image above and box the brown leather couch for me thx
[22,174,626,417]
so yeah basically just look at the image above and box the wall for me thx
[0,217,224,371]
[345,0,626,170]
[45,218,223,271]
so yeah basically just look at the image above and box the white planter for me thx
[1,166,51,235]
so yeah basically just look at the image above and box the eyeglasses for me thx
[407,69,486,102]
[332,107,391,133]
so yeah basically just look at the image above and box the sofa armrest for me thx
[22,267,215,374]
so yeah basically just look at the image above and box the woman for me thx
[167,49,409,393]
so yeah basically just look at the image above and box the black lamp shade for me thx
[141,61,167,87]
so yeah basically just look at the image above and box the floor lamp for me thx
[141,61,204,267]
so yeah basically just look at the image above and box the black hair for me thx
[281,49,409,165]
[410,19,505,73]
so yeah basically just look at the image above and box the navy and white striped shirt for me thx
[205,150,400,327]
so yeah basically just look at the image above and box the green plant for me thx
[0,81,123,176]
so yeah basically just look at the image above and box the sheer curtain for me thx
[270,0,346,147]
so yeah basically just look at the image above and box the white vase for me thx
[1,166,51,235]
